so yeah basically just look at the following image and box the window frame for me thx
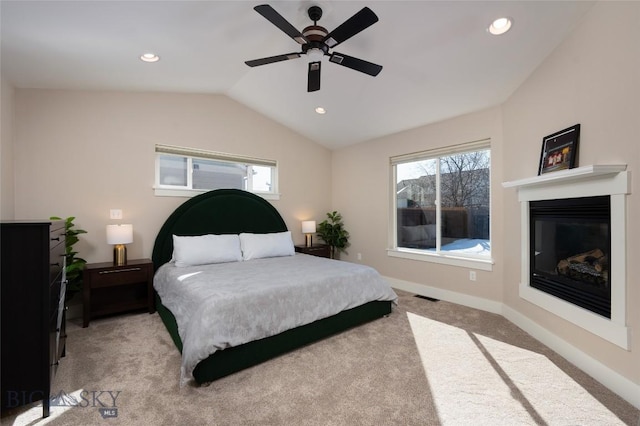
[388,139,493,271]
[153,144,279,200]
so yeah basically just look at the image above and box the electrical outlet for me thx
[110,209,123,220]
[469,271,477,281]
[357,253,362,261]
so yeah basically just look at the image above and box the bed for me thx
[152,189,397,385]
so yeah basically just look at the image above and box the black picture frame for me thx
[538,124,580,175]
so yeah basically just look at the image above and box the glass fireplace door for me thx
[530,196,611,318]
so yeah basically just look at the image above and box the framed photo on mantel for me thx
[538,124,580,175]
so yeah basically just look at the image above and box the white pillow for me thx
[172,234,242,267]
[239,231,295,260]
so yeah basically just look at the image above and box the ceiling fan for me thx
[245,4,383,92]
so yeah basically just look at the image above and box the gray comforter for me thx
[154,253,398,384]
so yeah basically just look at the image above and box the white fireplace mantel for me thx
[503,165,630,350]
[502,164,627,190]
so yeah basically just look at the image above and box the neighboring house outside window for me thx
[154,144,279,199]
[389,139,493,271]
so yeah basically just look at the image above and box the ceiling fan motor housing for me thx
[302,25,328,42]
[302,25,329,58]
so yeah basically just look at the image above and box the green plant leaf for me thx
[50,215,87,300]
[316,210,350,257]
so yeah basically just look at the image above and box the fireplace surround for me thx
[503,165,630,349]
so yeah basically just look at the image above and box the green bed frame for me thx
[152,189,392,384]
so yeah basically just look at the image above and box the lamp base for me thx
[305,234,313,247]
[113,244,127,266]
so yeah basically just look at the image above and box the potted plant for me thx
[50,216,87,301]
[316,211,350,259]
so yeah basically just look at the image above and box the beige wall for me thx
[332,0,639,398]
[332,106,504,302]
[1,77,15,219]
[502,2,639,385]
[13,90,332,263]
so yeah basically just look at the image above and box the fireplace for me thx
[502,165,629,349]
[529,196,610,318]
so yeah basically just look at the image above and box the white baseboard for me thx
[385,276,503,315]
[385,276,640,410]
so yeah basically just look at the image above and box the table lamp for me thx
[106,224,133,266]
[302,220,316,247]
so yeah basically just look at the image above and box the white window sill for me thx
[153,187,281,201]
[387,248,493,271]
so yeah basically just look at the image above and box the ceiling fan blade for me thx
[329,52,382,76]
[254,4,308,45]
[245,53,301,67]
[323,7,378,49]
[308,61,321,92]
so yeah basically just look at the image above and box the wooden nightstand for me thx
[295,244,331,258]
[82,258,154,327]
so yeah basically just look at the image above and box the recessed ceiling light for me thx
[315,107,326,114]
[488,17,512,35]
[140,53,160,63]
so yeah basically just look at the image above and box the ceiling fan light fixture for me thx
[488,17,512,35]
[306,48,325,63]
[140,52,160,63]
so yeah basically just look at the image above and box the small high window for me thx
[154,144,278,199]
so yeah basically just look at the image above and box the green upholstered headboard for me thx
[152,189,288,271]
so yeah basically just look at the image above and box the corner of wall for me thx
[1,77,16,220]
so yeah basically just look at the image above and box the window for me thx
[154,144,278,199]
[389,140,492,269]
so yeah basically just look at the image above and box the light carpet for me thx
[2,290,638,425]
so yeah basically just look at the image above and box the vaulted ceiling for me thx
[1,1,594,149]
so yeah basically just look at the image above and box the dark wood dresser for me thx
[1,220,67,418]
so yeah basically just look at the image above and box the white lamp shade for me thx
[301,220,316,234]
[106,224,133,245]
